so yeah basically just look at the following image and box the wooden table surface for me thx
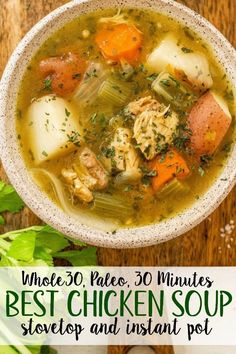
[0,1,235,353]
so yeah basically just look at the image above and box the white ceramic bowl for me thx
[0,0,236,248]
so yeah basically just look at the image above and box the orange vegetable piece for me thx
[149,149,190,192]
[188,91,232,155]
[95,23,143,63]
[39,52,86,96]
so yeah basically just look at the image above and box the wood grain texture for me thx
[108,345,174,354]
[0,1,235,353]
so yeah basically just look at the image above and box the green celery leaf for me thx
[0,346,18,354]
[40,346,57,354]
[64,236,87,247]
[34,247,54,266]
[35,225,69,253]
[7,231,36,261]
[53,247,97,266]
[0,255,19,267]
[22,259,48,267]
[0,180,24,213]
[27,346,42,354]
[0,215,5,225]
[68,239,87,247]
[0,255,48,267]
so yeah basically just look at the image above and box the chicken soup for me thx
[16,8,235,229]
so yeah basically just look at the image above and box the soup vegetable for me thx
[16,8,235,230]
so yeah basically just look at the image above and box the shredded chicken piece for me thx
[72,163,97,190]
[128,96,161,116]
[129,96,179,160]
[61,147,109,203]
[79,147,109,190]
[73,178,93,203]
[111,127,140,172]
[61,168,93,203]
[99,9,129,25]
[61,168,77,184]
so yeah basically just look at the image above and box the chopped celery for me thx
[152,71,197,108]
[114,169,141,187]
[73,62,108,105]
[157,178,190,199]
[92,193,133,220]
[98,78,131,106]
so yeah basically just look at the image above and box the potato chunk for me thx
[146,35,213,90]
[188,91,232,155]
[26,95,83,165]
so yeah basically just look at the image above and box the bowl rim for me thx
[0,0,236,249]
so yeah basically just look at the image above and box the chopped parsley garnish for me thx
[138,64,147,73]
[67,131,81,147]
[172,123,192,152]
[146,73,158,82]
[91,112,108,130]
[43,78,52,91]
[28,149,35,161]
[42,150,48,157]
[85,68,98,80]
[146,170,157,177]
[160,79,171,87]
[72,73,81,79]
[98,113,107,129]
[112,85,122,93]
[17,109,22,119]
[124,185,133,192]
[183,27,195,40]
[90,112,97,124]
[198,165,205,177]
[200,154,213,165]
[149,22,157,36]
[197,154,213,177]
[169,75,180,88]
[65,108,71,117]
[101,146,115,158]
[144,144,151,157]
[181,47,193,53]
[140,166,157,186]
[141,176,151,186]
[222,141,232,153]
[224,89,234,101]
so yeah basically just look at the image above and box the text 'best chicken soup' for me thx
[16,8,235,229]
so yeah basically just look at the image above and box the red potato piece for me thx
[39,52,86,96]
[188,91,232,156]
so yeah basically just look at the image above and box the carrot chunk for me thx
[95,23,143,63]
[149,149,190,192]
[39,52,86,96]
